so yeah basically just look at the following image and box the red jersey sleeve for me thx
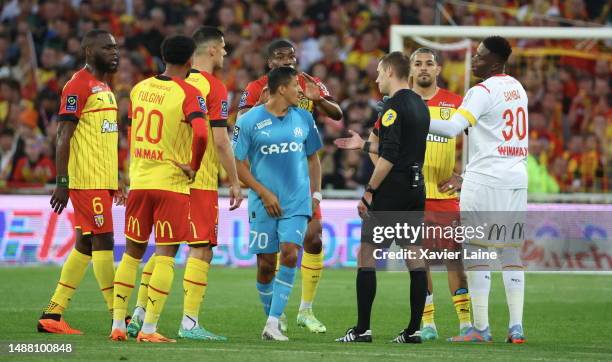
[313,76,331,98]
[58,75,90,121]
[239,80,263,110]
[203,73,229,126]
[175,78,208,122]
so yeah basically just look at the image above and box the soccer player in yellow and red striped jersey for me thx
[409,48,472,340]
[38,29,124,335]
[110,35,208,343]
[126,26,244,341]
[237,39,342,334]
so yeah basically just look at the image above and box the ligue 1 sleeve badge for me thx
[94,214,105,228]
[66,95,78,112]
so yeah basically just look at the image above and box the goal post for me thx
[390,25,612,52]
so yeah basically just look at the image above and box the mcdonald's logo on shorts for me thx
[155,220,174,239]
[127,216,141,237]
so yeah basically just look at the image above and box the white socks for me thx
[503,269,525,328]
[468,270,491,331]
[112,319,126,331]
[266,316,279,329]
[133,306,145,322]
[141,322,157,334]
[181,314,199,330]
[299,301,312,311]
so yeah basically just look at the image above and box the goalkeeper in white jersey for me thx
[428,36,527,344]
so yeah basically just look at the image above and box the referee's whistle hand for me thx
[334,130,364,150]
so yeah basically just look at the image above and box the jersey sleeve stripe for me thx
[81,107,118,115]
[457,108,477,126]
[475,83,490,93]
[186,111,205,123]
[210,119,228,127]
[58,114,79,123]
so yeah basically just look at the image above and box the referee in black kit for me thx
[334,51,430,343]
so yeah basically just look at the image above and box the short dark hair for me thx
[0,128,14,138]
[161,35,196,65]
[192,26,224,48]
[409,47,440,65]
[483,36,512,62]
[266,39,295,59]
[268,66,298,94]
[380,51,410,80]
[81,29,111,49]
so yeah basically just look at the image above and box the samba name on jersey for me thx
[453,74,529,189]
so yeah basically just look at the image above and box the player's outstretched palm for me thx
[228,183,244,211]
[334,129,365,150]
[260,189,282,217]
[169,160,195,182]
[50,186,69,214]
[301,72,322,101]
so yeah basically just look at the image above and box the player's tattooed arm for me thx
[235,159,282,217]
[50,121,77,214]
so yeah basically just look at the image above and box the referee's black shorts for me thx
[362,172,425,248]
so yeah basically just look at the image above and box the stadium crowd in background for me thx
[0,0,609,192]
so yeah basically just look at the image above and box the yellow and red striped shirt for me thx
[423,88,463,199]
[128,75,207,194]
[58,68,118,190]
[186,69,229,191]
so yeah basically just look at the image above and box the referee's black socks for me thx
[356,267,376,334]
[407,270,428,334]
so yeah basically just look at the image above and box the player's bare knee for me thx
[304,220,323,254]
[279,243,299,267]
[189,244,213,262]
[125,240,147,259]
[500,246,523,269]
[92,233,114,251]
[257,254,277,281]
[358,244,376,269]
[155,244,179,257]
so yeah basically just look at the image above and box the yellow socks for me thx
[182,257,209,327]
[112,253,141,325]
[136,254,156,309]
[299,251,323,310]
[142,255,175,333]
[453,292,473,329]
[92,250,115,312]
[422,293,436,328]
[45,249,91,314]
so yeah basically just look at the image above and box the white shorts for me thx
[460,179,527,247]
[460,179,527,212]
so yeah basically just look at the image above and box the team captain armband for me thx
[456,108,477,126]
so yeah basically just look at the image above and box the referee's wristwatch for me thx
[365,184,377,195]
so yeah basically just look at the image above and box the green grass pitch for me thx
[1,267,611,361]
